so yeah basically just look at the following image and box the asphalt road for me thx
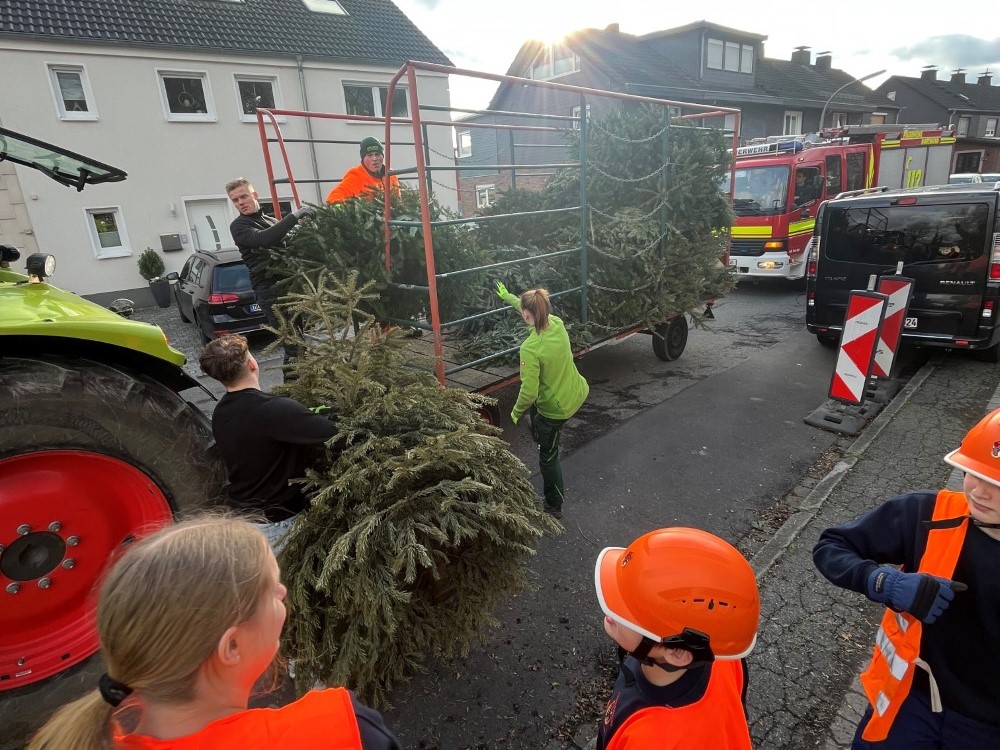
[0,279,876,748]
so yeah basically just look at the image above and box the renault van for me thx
[805,182,1000,361]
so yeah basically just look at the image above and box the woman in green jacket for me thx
[496,282,589,518]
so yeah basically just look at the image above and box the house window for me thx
[957,116,971,137]
[234,75,282,122]
[723,114,737,133]
[475,184,496,209]
[457,129,472,158]
[259,199,293,218]
[157,71,215,122]
[783,111,803,135]
[955,151,982,172]
[706,38,753,73]
[47,64,97,120]
[986,118,997,137]
[301,0,346,13]
[528,47,579,80]
[831,112,848,128]
[85,207,131,259]
[343,83,408,118]
[571,103,591,129]
[870,113,887,125]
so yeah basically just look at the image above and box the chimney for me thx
[605,23,619,33]
[979,70,993,86]
[920,66,937,81]
[951,69,966,84]
[791,46,811,65]
[815,52,832,70]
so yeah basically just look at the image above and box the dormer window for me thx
[302,0,346,14]
[527,47,579,81]
[707,38,753,74]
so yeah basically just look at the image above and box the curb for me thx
[749,355,941,579]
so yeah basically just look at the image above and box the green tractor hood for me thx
[1,271,186,366]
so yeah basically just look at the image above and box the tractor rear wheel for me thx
[0,357,226,691]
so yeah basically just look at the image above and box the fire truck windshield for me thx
[720,165,789,216]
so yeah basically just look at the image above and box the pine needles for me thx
[271,272,561,705]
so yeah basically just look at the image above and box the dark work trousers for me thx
[852,687,1000,749]
[255,280,300,366]
[528,406,567,510]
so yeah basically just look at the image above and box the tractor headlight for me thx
[26,253,56,281]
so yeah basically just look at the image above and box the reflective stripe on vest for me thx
[858,490,969,742]
[605,660,751,750]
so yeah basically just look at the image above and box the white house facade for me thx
[0,0,454,303]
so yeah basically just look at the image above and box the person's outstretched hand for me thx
[496,281,509,299]
[293,205,317,220]
[865,567,967,624]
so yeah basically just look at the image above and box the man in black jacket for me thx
[226,177,315,364]
[199,333,336,549]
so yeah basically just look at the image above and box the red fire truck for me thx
[721,124,956,281]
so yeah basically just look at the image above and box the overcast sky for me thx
[391,1,1000,116]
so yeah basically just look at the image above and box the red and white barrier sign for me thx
[829,290,888,405]
[872,276,914,379]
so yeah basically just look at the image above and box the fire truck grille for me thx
[730,239,766,257]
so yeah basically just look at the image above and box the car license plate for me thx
[249,303,262,313]
[903,316,918,329]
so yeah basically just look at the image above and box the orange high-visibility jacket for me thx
[114,687,363,749]
[859,490,969,741]
[325,164,400,204]
[605,660,751,750]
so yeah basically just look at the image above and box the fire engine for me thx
[721,124,956,281]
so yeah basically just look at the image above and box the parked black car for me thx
[166,248,266,342]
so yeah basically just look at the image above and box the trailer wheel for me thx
[652,316,688,361]
[478,403,502,427]
[0,357,226,691]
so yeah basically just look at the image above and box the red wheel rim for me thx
[0,450,172,690]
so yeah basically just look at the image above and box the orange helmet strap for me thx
[630,628,716,673]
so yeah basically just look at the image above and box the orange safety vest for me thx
[325,163,401,204]
[114,687,363,749]
[605,660,751,750]
[858,490,969,741]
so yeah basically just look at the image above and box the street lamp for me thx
[819,69,886,130]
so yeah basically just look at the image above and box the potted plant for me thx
[137,247,171,309]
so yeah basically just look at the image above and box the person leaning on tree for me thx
[326,137,401,204]
[594,527,760,750]
[813,406,1000,749]
[199,333,337,550]
[27,516,400,750]
[495,282,589,518]
[226,177,315,365]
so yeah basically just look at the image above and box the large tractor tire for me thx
[0,357,227,691]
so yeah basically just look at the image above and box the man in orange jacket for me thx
[594,528,760,750]
[326,137,401,204]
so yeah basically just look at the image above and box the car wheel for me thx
[817,333,839,348]
[194,312,211,344]
[176,294,191,324]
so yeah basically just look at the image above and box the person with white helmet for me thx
[814,407,1000,749]
[594,527,760,749]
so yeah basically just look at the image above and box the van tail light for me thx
[991,234,1000,280]
[209,293,240,304]
[983,300,995,320]
[806,237,820,279]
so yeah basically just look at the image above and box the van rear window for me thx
[824,203,990,266]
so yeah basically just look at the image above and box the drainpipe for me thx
[296,55,323,204]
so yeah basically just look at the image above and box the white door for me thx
[185,199,234,253]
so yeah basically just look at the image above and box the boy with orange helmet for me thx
[594,527,761,750]
[814,407,1000,748]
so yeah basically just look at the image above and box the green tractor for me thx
[0,128,226,693]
